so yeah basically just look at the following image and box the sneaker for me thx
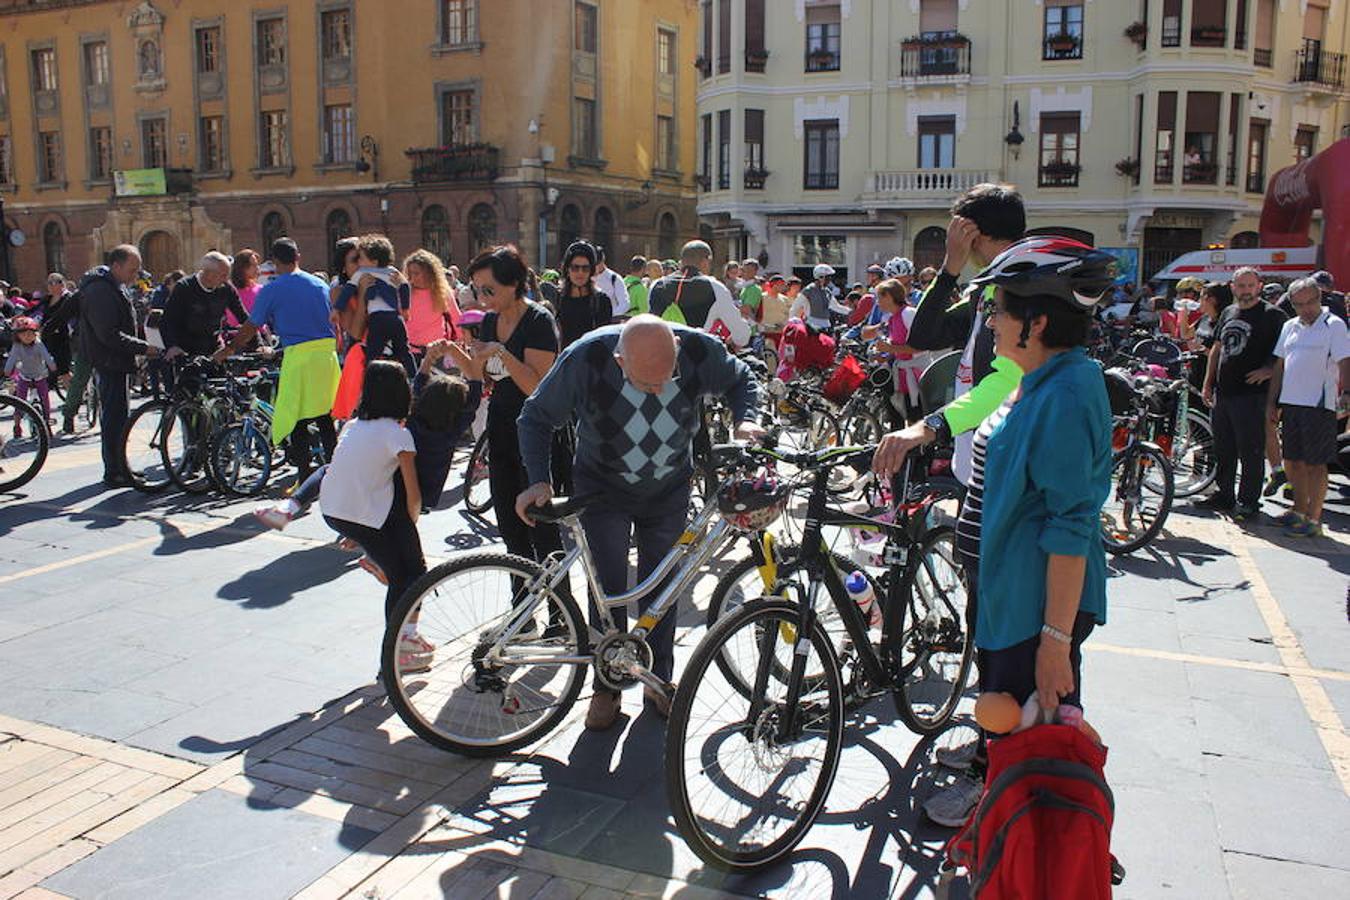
[584,690,622,730]
[923,774,984,828]
[1232,503,1260,523]
[1285,519,1324,538]
[253,504,295,531]
[1195,494,1235,512]
[1273,510,1303,528]
[1262,468,1287,497]
[401,632,436,655]
[396,651,432,675]
[1282,484,1295,500]
[934,739,981,771]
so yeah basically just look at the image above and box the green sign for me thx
[113,168,167,196]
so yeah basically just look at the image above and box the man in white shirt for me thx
[593,247,631,317]
[1266,277,1350,537]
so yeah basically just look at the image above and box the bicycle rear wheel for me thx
[464,432,492,516]
[1161,410,1216,498]
[210,422,273,496]
[381,552,588,756]
[121,400,173,493]
[887,526,973,735]
[1102,444,1173,554]
[0,395,49,492]
[667,599,843,872]
[160,402,212,494]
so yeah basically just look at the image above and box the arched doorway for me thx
[1230,231,1259,249]
[43,221,66,277]
[913,226,947,272]
[658,212,678,259]
[325,208,353,258]
[260,211,287,258]
[468,203,498,255]
[421,205,451,264]
[139,230,180,278]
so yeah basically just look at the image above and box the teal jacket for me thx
[978,347,1111,650]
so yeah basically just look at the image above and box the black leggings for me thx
[323,476,426,622]
[285,414,337,483]
[365,311,417,378]
[487,416,565,570]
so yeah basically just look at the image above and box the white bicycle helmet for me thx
[812,264,836,279]
[883,256,915,279]
[969,237,1115,313]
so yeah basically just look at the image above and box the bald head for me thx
[615,314,679,394]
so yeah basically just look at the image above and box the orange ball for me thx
[974,692,1022,734]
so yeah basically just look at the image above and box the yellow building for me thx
[0,0,699,286]
[696,0,1349,283]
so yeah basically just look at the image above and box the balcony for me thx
[864,168,992,204]
[1043,32,1083,61]
[1253,47,1273,67]
[1294,40,1346,90]
[1038,161,1080,188]
[1190,25,1226,48]
[805,48,840,72]
[1183,161,1219,185]
[743,167,768,190]
[745,47,769,74]
[405,144,499,183]
[899,34,971,83]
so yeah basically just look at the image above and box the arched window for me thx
[559,203,582,254]
[139,230,180,278]
[468,203,497,254]
[1026,225,1096,246]
[1230,231,1259,249]
[261,212,287,258]
[913,226,947,272]
[658,212,679,260]
[421,205,452,264]
[43,222,65,277]
[593,206,615,258]
[325,208,352,258]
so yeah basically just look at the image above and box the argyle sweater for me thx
[519,324,759,500]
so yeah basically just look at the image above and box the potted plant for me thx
[1047,31,1080,53]
[1124,21,1147,48]
[743,167,769,189]
[1041,160,1081,182]
[1114,158,1140,177]
[693,55,711,76]
[807,47,836,67]
[746,46,769,70]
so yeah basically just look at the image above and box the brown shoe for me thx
[584,690,622,730]
[643,683,674,719]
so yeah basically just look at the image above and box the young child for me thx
[4,317,57,435]
[335,234,416,378]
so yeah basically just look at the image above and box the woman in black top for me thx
[556,240,612,348]
[1190,282,1233,393]
[446,245,565,567]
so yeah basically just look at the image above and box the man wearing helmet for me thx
[796,264,837,330]
[516,315,763,729]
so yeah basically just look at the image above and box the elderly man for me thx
[77,244,159,487]
[161,252,249,361]
[516,314,763,729]
[1266,277,1350,537]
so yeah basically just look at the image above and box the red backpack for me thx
[945,724,1120,899]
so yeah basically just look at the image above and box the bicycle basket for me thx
[822,354,866,404]
[717,471,790,532]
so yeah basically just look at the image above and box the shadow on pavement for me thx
[216,543,355,608]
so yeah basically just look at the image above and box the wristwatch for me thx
[923,410,952,444]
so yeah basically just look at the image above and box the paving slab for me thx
[1223,851,1350,899]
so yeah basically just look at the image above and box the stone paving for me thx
[0,426,1347,899]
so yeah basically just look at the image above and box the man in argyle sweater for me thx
[517,315,763,730]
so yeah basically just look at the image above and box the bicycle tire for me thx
[160,401,213,494]
[1103,443,1173,555]
[210,422,273,496]
[887,526,974,735]
[121,399,173,493]
[464,432,492,516]
[82,380,99,430]
[0,395,49,492]
[381,552,589,757]
[666,599,844,872]
[1166,410,1217,498]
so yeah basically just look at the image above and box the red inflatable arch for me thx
[1259,137,1350,288]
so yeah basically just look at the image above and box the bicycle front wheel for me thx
[1164,410,1216,498]
[210,422,273,496]
[887,527,973,735]
[0,395,49,492]
[463,432,492,516]
[121,400,173,493]
[1102,444,1173,554]
[381,553,589,757]
[667,600,844,872]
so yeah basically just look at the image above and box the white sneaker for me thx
[396,636,435,674]
[934,739,980,771]
[254,503,295,531]
[923,774,984,828]
[401,633,436,654]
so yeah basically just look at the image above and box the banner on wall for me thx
[113,168,167,197]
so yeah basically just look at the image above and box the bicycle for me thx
[1100,399,1175,555]
[380,448,790,757]
[209,369,282,496]
[0,393,49,492]
[665,442,972,872]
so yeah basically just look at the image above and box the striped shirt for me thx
[955,397,1016,570]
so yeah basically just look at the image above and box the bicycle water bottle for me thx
[845,571,882,629]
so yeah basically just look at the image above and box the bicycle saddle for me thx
[528,494,600,524]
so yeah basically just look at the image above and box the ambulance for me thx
[1150,246,1318,285]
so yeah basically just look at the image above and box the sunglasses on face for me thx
[472,283,498,299]
[569,263,593,273]
[979,294,1001,319]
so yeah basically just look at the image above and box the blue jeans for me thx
[574,472,691,685]
[96,368,129,480]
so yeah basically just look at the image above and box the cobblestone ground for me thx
[0,427,1346,899]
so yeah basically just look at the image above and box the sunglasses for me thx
[472,283,497,299]
[569,263,593,273]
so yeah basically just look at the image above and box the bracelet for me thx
[1041,623,1072,645]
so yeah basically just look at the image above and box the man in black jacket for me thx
[161,252,249,360]
[78,244,159,487]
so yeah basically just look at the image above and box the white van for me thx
[1151,247,1318,283]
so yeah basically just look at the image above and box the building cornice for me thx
[0,0,110,15]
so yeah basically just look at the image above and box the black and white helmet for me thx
[883,256,915,279]
[969,237,1116,313]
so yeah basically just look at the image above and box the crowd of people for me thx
[1,183,1345,841]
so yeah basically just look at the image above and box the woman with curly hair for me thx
[404,249,462,354]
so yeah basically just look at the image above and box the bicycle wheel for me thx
[160,402,212,494]
[121,400,173,493]
[463,432,492,516]
[0,395,49,492]
[82,379,99,430]
[381,552,589,756]
[838,408,883,448]
[887,527,973,735]
[210,422,273,496]
[666,599,844,872]
[1102,444,1173,555]
[1161,410,1216,498]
